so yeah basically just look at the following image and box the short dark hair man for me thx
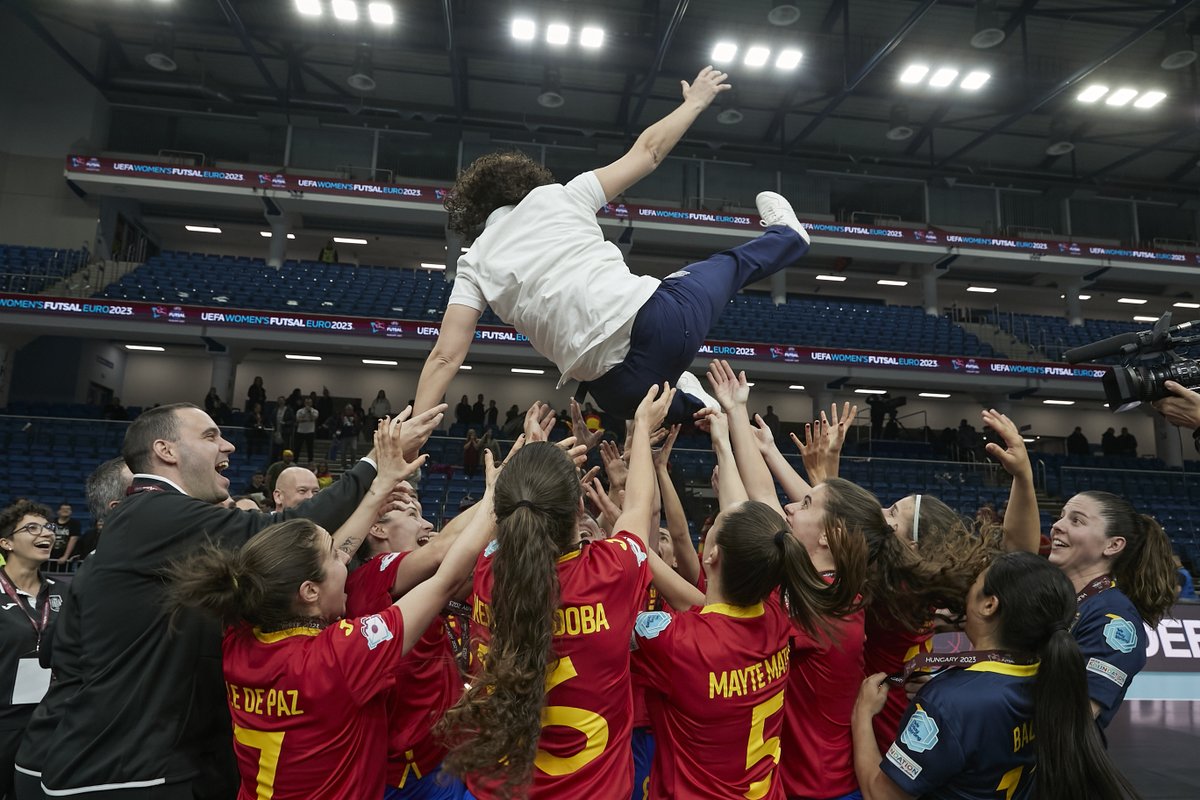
[26,403,384,799]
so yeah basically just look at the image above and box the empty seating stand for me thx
[0,244,87,294]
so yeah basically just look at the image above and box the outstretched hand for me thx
[399,403,446,460]
[981,408,1032,480]
[634,382,675,434]
[374,415,429,483]
[681,65,732,108]
[705,359,749,411]
[569,398,604,452]
[523,402,557,443]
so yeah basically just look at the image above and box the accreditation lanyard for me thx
[0,569,51,652]
[888,649,1037,686]
[1070,574,1115,631]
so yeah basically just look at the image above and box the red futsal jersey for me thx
[779,580,865,799]
[467,531,651,800]
[863,608,934,752]
[345,552,463,789]
[221,605,407,800]
[632,599,792,800]
[632,585,669,730]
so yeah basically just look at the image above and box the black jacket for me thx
[31,460,377,795]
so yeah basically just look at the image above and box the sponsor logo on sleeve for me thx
[628,537,647,566]
[1087,657,1128,687]
[484,539,499,558]
[900,707,940,753]
[1103,616,1138,654]
[635,611,671,639]
[49,595,62,612]
[378,552,401,571]
[360,614,394,650]
[886,743,923,780]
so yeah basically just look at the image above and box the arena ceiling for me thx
[11,0,1200,194]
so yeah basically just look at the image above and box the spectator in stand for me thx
[243,403,268,458]
[203,388,220,418]
[329,403,362,465]
[455,395,472,427]
[286,388,304,411]
[463,429,481,477]
[314,459,334,489]
[266,450,296,496]
[103,396,128,421]
[485,399,498,429]
[501,405,522,438]
[316,388,334,430]
[245,376,266,413]
[0,500,61,800]
[318,238,339,263]
[242,472,267,501]
[76,457,134,558]
[1176,555,1195,601]
[1066,426,1090,456]
[1116,426,1137,457]
[1101,427,1117,456]
[51,503,81,565]
[294,397,319,463]
[470,393,486,427]
[273,467,321,512]
[762,405,781,439]
[272,395,296,459]
[369,390,392,433]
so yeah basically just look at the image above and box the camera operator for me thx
[1151,380,1200,450]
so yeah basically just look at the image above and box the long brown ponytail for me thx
[440,443,580,796]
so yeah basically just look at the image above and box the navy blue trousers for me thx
[584,226,808,423]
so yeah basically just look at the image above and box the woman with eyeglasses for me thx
[0,500,63,800]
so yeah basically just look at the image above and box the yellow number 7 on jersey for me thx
[233,725,286,800]
[744,689,785,800]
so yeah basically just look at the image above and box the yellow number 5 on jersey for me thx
[996,765,1025,800]
[535,656,610,776]
[745,688,785,800]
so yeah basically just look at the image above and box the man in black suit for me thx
[24,401,441,799]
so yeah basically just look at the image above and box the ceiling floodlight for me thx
[712,42,738,63]
[295,0,321,16]
[331,0,358,22]
[1104,87,1138,106]
[1076,84,1109,103]
[1134,90,1167,109]
[929,68,960,88]
[580,27,604,48]
[960,70,991,90]
[775,49,803,70]
[900,64,930,84]
[367,3,394,25]
[744,46,771,67]
[511,18,536,40]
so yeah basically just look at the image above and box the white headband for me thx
[911,494,923,544]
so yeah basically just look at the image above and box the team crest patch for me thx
[484,539,499,558]
[1087,657,1128,687]
[378,553,401,571]
[629,538,647,566]
[360,614,394,650]
[49,595,63,612]
[635,611,671,639]
[1103,617,1138,654]
[886,743,923,780]
[900,708,940,753]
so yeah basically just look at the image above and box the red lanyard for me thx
[1069,574,1114,631]
[0,568,51,652]
[888,649,1037,686]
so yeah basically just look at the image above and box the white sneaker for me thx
[756,191,810,245]
[675,371,720,411]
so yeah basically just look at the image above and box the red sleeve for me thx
[588,531,652,598]
[344,551,410,618]
[631,609,678,683]
[321,604,408,707]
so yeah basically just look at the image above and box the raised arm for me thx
[751,413,812,501]
[414,303,482,424]
[706,360,784,515]
[654,425,700,586]
[613,384,675,547]
[981,409,1040,554]
[592,67,730,201]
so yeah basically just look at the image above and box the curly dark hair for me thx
[0,500,52,540]
[444,151,556,240]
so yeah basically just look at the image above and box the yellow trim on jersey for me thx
[253,626,323,643]
[557,549,582,564]
[965,661,1039,677]
[700,602,765,618]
